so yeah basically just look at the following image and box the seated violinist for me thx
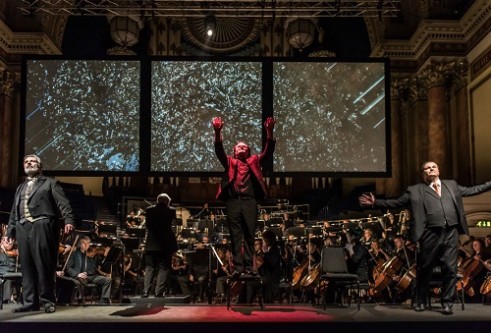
[65,236,112,304]
[171,251,192,297]
[245,230,282,304]
[214,247,232,303]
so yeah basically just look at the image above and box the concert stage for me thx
[1,300,491,333]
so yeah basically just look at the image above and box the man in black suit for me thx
[359,161,491,314]
[7,154,75,313]
[142,193,178,297]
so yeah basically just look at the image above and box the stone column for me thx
[418,62,452,179]
[375,78,408,197]
[386,79,410,197]
[452,61,471,185]
[0,67,20,188]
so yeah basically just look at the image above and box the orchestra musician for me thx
[242,230,282,304]
[0,236,20,304]
[390,234,416,304]
[65,236,112,304]
[171,251,191,297]
[213,247,232,303]
[464,239,491,302]
[125,211,138,228]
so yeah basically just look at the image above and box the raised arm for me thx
[212,116,228,168]
[212,116,224,142]
[264,117,276,141]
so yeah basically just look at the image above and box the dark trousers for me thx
[226,197,257,272]
[416,226,458,306]
[16,219,58,308]
[143,251,172,296]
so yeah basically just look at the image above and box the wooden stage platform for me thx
[1,299,490,333]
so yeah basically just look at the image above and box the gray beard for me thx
[25,168,40,177]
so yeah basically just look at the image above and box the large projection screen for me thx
[24,59,140,172]
[151,61,263,172]
[273,61,388,173]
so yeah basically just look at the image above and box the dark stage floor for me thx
[1,299,491,333]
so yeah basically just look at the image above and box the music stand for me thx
[96,222,117,235]
[181,228,197,240]
[121,237,140,252]
[102,239,126,304]
[267,217,283,227]
[125,227,146,239]
[215,216,227,233]
[287,226,306,239]
[186,219,200,229]
[102,240,124,266]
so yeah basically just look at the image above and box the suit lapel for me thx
[28,176,46,199]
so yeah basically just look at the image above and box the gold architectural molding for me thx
[0,19,60,55]
[416,59,468,90]
[40,15,68,50]
[470,43,491,79]
[369,0,491,63]
[390,76,411,101]
[0,65,19,97]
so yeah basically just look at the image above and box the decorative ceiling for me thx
[18,1,402,18]
[3,0,482,59]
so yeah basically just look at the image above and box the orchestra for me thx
[2,201,491,308]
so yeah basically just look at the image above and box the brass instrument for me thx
[321,211,408,236]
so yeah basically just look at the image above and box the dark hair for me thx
[262,229,277,245]
[394,234,406,240]
[23,154,43,170]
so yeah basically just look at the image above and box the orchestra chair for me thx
[81,283,100,305]
[427,266,465,311]
[278,279,294,304]
[0,272,22,310]
[226,273,264,310]
[319,246,361,310]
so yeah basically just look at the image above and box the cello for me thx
[456,245,488,296]
[292,259,309,289]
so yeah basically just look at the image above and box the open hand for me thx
[212,117,224,131]
[264,117,276,130]
[359,193,375,207]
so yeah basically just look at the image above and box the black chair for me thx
[427,266,465,311]
[0,272,22,310]
[319,247,361,310]
[226,274,264,310]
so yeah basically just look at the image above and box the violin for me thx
[5,249,18,257]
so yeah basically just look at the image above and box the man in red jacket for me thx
[212,116,275,276]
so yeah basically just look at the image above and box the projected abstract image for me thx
[273,62,387,173]
[151,61,262,172]
[25,60,140,171]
